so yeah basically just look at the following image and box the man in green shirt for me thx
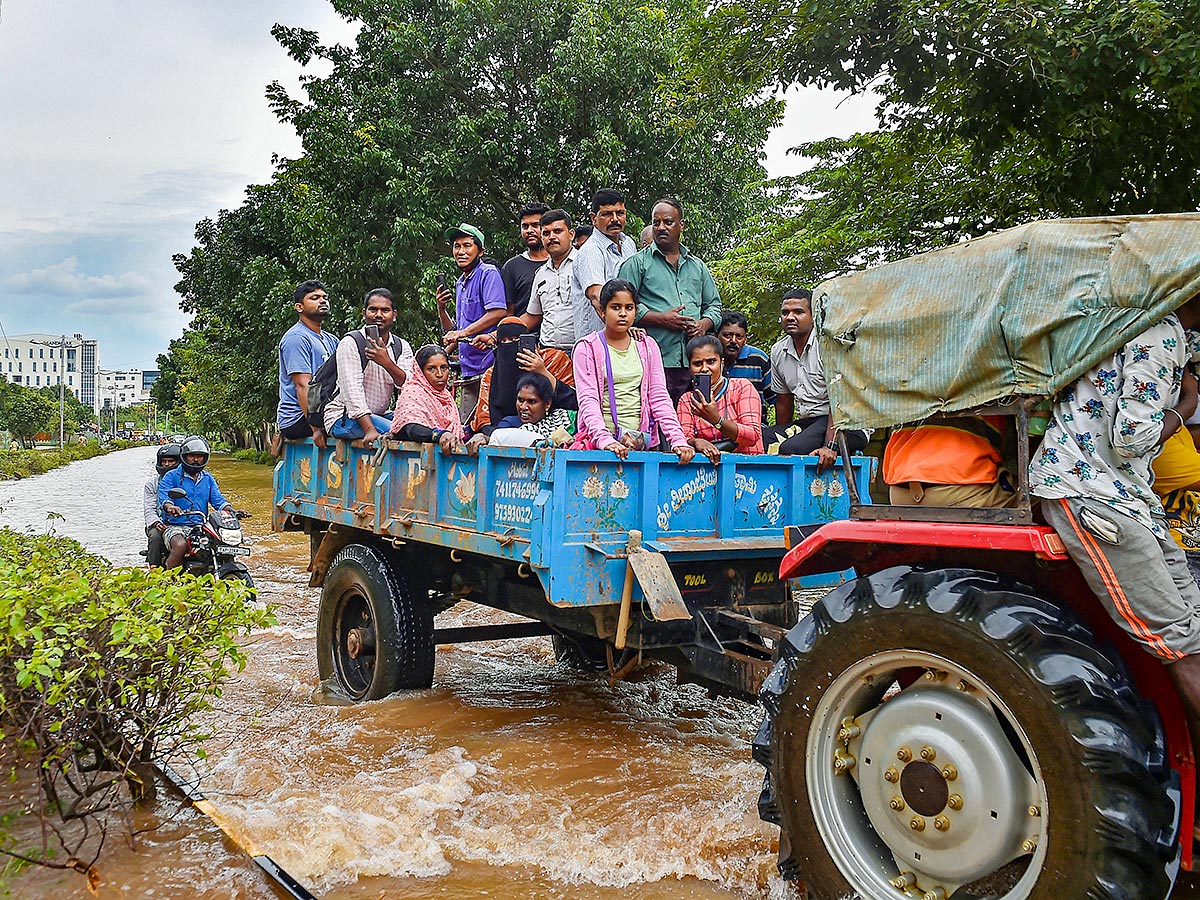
[618,197,722,404]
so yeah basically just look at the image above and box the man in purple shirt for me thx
[437,223,508,420]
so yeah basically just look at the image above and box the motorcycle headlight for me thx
[219,528,243,544]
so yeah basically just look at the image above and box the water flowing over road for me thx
[2,448,785,899]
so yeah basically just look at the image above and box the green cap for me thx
[444,222,486,249]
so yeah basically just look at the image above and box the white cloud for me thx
[5,257,153,299]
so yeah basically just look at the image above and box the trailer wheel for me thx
[551,633,609,672]
[318,544,434,700]
[756,565,1179,900]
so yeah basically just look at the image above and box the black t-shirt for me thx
[501,253,547,317]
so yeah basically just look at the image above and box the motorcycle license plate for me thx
[219,546,251,556]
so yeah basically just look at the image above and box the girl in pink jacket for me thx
[572,279,696,462]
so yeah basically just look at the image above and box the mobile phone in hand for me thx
[365,324,380,342]
[436,273,448,293]
[518,333,537,355]
[693,373,712,402]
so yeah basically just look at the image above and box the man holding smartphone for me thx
[324,288,414,444]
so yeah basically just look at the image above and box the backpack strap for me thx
[350,331,369,369]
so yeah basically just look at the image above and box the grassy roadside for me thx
[0,441,139,480]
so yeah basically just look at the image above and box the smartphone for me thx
[693,373,712,402]
[518,333,538,355]
[365,324,380,342]
[435,273,448,292]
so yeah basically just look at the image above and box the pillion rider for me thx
[143,443,180,567]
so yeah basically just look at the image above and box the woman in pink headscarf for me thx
[389,345,464,452]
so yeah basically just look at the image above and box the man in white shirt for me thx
[766,288,866,462]
[143,443,180,566]
[522,209,578,351]
[570,188,637,340]
[324,288,414,444]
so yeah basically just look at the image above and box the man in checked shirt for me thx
[323,288,414,445]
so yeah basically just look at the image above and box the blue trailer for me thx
[274,439,872,700]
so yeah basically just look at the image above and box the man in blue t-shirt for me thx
[436,223,508,421]
[158,436,233,570]
[276,279,340,449]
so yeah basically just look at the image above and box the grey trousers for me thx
[1042,495,1200,660]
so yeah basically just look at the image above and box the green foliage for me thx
[0,529,274,877]
[164,0,780,443]
[696,0,1200,215]
[0,387,55,446]
[699,0,1200,332]
[229,448,274,465]
[0,442,111,481]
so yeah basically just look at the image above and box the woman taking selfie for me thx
[676,335,764,463]
[572,279,694,463]
[389,345,464,453]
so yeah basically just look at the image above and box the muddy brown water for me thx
[0,448,785,899]
[7,448,1200,900]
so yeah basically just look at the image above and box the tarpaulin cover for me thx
[815,215,1200,431]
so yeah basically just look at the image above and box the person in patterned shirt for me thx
[1031,297,1200,753]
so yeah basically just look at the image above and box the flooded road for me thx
[1,447,783,899]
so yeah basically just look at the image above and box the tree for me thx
[697,0,1200,332]
[696,0,1200,216]
[166,0,781,445]
[0,529,271,885]
[2,391,55,447]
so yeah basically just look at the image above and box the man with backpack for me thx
[275,279,340,450]
[321,288,414,444]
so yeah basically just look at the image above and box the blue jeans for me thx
[330,412,393,440]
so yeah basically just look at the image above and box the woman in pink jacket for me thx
[572,279,696,463]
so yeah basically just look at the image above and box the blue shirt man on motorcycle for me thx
[158,436,232,570]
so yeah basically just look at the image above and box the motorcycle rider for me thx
[143,443,181,566]
[158,436,235,571]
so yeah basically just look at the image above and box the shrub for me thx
[0,443,107,480]
[0,529,274,882]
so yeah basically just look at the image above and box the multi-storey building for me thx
[1,333,100,409]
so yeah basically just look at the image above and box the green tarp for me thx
[816,214,1200,431]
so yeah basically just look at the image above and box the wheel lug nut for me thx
[922,890,947,900]
[889,796,906,811]
[933,815,950,832]
[890,871,917,889]
[1028,805,1041,817]
[947,793,963,810]
[838,716,861,742]
[923,668,945,681]
[833,750,856,773]
[940,764,958,781]
[896,747,912,762]
[920,745,936,761]
[956,679,971,692]
[909,816,926,832]
[1021,839,1037,854]
[884,767,900,783]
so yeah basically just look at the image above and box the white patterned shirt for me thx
[1030,316,1193,534]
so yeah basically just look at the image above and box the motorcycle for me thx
[160,487,255,588]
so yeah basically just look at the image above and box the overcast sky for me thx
[0,1,877,370]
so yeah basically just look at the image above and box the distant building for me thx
[2,333,100,410]
[97,369,154,408]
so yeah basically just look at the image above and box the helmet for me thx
[179,435,211,474]
[156,443,182,475]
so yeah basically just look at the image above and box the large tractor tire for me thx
[755,565,1179,900]
[317,544,434,700]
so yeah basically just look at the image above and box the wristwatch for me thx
[824,441,840,452]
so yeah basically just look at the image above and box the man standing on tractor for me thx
[1030,295,1200,758]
